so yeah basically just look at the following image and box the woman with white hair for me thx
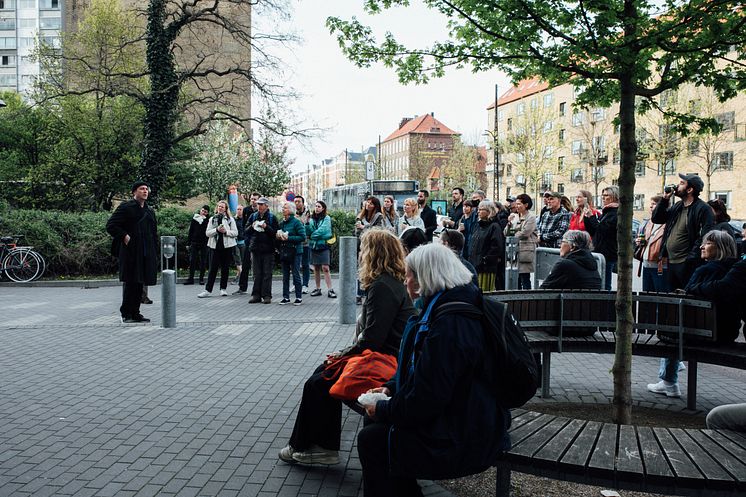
[357,243,510,497]
[276,201,306,305]
[467,199,506,291]
[540,230,602,290]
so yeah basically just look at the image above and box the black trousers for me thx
[667,261,694,291]
[289,364,343,451]
[358,423,423,497]
[205,247,232,292]
[251,252,274,298]
[237,247,252,291]
[121,281,143,319]
[187,243,208,282]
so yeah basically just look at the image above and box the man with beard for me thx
[417,189,437,242]
[651,173,714,290]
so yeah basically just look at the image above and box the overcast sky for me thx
[279,0,512,172]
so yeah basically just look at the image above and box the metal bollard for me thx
[505,235,519,290]
[339,236,357,324]
[160,236,177,328]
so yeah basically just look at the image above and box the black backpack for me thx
[432,296,539,408]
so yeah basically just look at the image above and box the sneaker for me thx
[279,298,291,305]
[647,380,681,398]
[302,286,309,295]
[328,289,337,299]
[278,445,296,463]
[291,446,339,465]
[232,289,247,295]
[122,317,139,324]
[183,280,194,285]
[248,296,262,304]
[220,289,228,297]
[294,298,302,306]
[263,297,272,304]
[197,291,211,298]
[310,288,322,297]
[141,297,153,304]
[678,362,686,372]
[133,314,150,323]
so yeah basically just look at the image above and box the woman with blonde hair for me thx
[570,189,600,231]
[279,229,415,466]
[198,200,238,298]
[400,197,425,233]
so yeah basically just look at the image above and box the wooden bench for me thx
[496,409,746,496]
[486,290,746,410]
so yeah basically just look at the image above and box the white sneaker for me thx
[291,445,339,465]
[678,362,686,372]
[302,286,309,295]
[197,291,211,298]
[647,380,681,398]
[220,289,228,297]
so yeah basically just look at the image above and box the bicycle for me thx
[0,235,46,283]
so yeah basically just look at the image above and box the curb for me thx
[0,273,340,288]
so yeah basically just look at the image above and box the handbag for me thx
[326,234,337,245]
[279,243,296,263]
[325,350,397,400]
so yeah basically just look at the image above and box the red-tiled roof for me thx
[486,78,550,110]
[383,114,459,142]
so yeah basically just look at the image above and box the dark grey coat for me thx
[106,199,158,285]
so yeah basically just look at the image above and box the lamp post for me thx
[160,236,177,328]
[493,83,500,201]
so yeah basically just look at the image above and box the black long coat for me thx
[106,199,158,285]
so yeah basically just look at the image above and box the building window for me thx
[530,97,538,110]
[543,93,554,108]
[543,146,554,158]
[557,156,565,172]
[39,0,58,8]
[20,37,34,48]
[506,118,513,131]
[571,140,583,155]
[635,160,646,177]
[18,0,34,7]
[572,111,585,127]
[543,120,553,133]
[516,174,526,186]
[592,135,606,150]
[18,17,35,27]
[688,99,701,115]
[0,36,15,49]
[658,158,676,176]
[715,111,735,131]
[517,102,526,115]
[711,191,731,208]
[634,194,645,211]
[736,123,746,142]
[498,109,504,122]
[0,17,15,29]
[39,17,61,29]
[0,0,17,8]
[592,166,605,182]
[559,102,566,117]
[612,148,620,165]
[558,128,565,144]
[516,152,525,163]
[557,183,565,195]
[714,151,734,171]
[0,73,17,86]
[590,108,606,122]
[571,168,584,183]
[1,54,16,66]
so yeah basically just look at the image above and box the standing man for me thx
[184,204,210,285]
[417,189,437,242]
[233,192,260,295]
[537,191,571,248]
[471,190,486,203]
[651,173,714,290]
[246,197,278,304]
[441,187,464,228]
[106,181,158,323]
[294,195,311,294]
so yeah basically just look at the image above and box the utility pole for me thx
[493,83,500,201]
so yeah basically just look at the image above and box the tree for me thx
[35,0,306,204]
[440,140,482,194]
[242,124,294,198]
[328,1,746,424]
[569,106,615,199]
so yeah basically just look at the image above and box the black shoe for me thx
[141,297,153,305]
[199,280,205,285]
[356,296,363,305]
[310,288,322,297]
[133,314,151,323]
[249,296,262,304]
[183,280,194,285]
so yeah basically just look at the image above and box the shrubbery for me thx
[0,201,358,278]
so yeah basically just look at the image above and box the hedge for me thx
[0,201,358,278]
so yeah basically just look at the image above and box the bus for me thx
[322,180,419,213]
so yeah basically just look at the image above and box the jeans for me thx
[642,266,670,293]
[282,253,302,300]
[300,246,310,287]
[659,357,679,384]
[706,403,746,431]
[604,260,616,291]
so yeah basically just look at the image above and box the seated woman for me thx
[647,230,739,398]
[540,230,601,290]
[357,243,510,497]
[278,229,415,465]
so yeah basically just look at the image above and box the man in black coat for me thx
[417,189,437,242]
[245,197,278,303]
[106,181,158,323]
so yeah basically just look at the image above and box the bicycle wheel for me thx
[30,249,46,280]
[2,248,41,283]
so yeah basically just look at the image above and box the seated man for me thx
[540,230,601,290]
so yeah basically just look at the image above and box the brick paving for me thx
[1,279,744,496]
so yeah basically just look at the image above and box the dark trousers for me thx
[205,247,231,292]
[667,261,693,291]
[282,254,302,300]
[187,243,208,282]
[300,246,310,287]
[358,423,423,497]
[238,248,252,291]
[289,364,343,451]
[518,273,531,290]
[121,281,143,319]
[251,252,274,298]
[642,266,670,292]
[604,261,617,291]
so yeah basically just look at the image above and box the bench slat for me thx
[671,428,734,483]
[561,421,602,467]
[653,427,704,480]
[510,417,572,458]
[508,413,556,447]
[688,430,746,480]
[636,426,674,478]
[589,423,618,472]
[534,418,587,463]
[616,424,644,476]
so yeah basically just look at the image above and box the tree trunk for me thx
[140,0,178,206]
[612,72,637,425]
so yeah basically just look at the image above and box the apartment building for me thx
[289,146,378,202]
[0,0,62,93]
[487,78,746,220]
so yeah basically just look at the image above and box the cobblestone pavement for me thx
[1,280,744,496]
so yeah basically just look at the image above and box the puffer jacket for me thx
[541,249,602,290]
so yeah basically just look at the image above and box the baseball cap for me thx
[678,173,704,193]
[506,195,517,202]
[256,197,269,204]
[546,191,562,198]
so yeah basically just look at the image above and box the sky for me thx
[276,0,512,173]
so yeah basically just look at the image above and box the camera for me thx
[664,184,677,194]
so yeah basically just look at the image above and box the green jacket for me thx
[306,215,333,251]
[279,216,306,255]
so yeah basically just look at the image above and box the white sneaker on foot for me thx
[197,291,211,298]
[278,445,296,463]
[291,446,339,465]
[647,380,681,397]
[220,289,228,297]
[302,286,309,295]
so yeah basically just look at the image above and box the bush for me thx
[327,210,358,270]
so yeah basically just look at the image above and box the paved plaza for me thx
[1,279,745,496]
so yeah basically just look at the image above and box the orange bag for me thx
[327,350,397,400]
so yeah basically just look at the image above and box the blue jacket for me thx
[375,284,510,479]
[306,215,332,251]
